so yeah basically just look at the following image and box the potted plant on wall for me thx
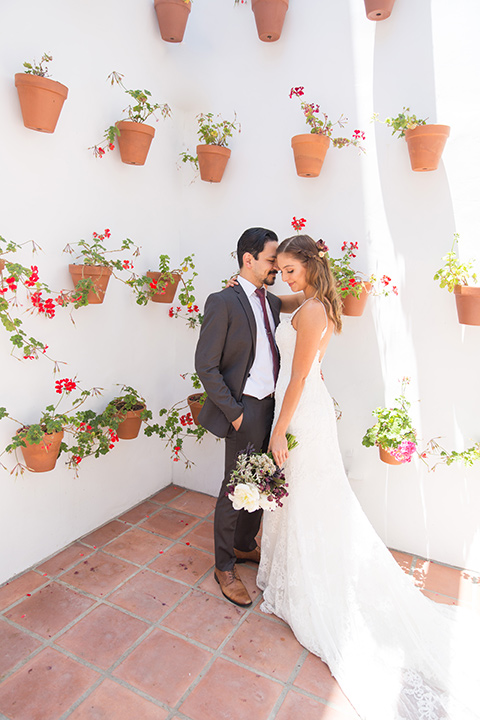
[434,233,480,326]
[289,87,366,177]
[15,53,68,133]
[1,377,118,474]
[105,385,152,440]
[328,240,398,316]
[362,378,418,465]
[364,0,396,21]
[90,71,171,166]
[180,112,240,183]
[154,0,191,43]
[375,107,450,172]
[63,229,139,306]
[126,254,197,316]
[181,372,207,425]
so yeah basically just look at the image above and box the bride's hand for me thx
[224,274,239,288]
[269,431,289,467]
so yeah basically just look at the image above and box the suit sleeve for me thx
[195,293,244,424]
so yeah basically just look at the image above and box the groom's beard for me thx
[264,271,278,286]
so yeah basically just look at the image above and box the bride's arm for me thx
[269,301,327,466]
[276,292,304,314]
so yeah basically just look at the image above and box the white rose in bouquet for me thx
[229,482,260,512]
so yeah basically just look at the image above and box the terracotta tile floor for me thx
[1,484,479,720]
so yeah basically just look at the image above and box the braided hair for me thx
[277,234,343,333]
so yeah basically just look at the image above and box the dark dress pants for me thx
[214,394,275,571]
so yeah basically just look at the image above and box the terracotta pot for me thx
[291,134,330,178]
[404,124,450,172]
[341,282,372,316]
[453,285,480,326]
[154,0,191,42]
[197,145,231,183]
[187,394,204,426]
[251,0,289,41]
[146,271,181,303]
[69,265,112,305]
[379,446,403,466]
[116,121,155,165]
[115,405,146,440]
[19,430,64,472]
[364,0,396,20]
[15,73,68,133]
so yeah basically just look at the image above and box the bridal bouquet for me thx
[227,434,298,512]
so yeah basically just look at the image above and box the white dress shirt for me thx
[237,275,276,399]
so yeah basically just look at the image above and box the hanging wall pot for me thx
[453,285,480,326]
[146,272,180,303]
[251,0,288,42]
[116,121,156,166]
[291,134,330,178]
[187,394,204,426]
[197,145,231,183]
[15,73,68,133]
[19,430,64,472]
[404,124,450,172]
[364,0,396,21]
[379,446,403,466]
[154,0,191,42]
[115,406,146,439]
[69,265,112,305]
[341,282,372,317]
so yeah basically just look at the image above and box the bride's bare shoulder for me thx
[292,298,327,329]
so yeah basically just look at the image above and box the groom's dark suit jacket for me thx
[195,283,282,438]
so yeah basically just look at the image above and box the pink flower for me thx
[289,86,305,99]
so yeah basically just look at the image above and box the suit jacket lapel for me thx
[234,284,257,353]
[266,291,281,328]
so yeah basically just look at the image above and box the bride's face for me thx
[277,253,308,292]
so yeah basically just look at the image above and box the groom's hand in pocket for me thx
[232,414,243,431]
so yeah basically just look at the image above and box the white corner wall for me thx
[1,0,479,585]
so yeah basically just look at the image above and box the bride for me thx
[257,234,480,720]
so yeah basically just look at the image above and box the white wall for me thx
[1,0,479,584]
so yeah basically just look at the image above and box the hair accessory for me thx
[316,238,329,257]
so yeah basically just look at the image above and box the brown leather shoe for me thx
[214,567,252,607]
[234,545,261,564]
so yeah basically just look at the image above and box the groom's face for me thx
[251,240,278,287]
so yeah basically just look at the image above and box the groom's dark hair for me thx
[237,227,278,268]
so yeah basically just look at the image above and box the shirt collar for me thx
[237,275,260,297]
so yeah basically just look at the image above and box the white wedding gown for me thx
[257,303,480,720]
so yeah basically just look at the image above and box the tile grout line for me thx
[0,503,215,686]
[265,648,310,720]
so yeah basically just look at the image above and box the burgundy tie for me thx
[255,287,280,383]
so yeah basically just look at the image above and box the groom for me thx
[195,227,281,607]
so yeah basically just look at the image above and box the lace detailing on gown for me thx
[256,310,480,720]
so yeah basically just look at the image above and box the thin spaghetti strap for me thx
[291,297,329,341]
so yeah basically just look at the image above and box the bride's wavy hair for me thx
[277,234,343,333]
